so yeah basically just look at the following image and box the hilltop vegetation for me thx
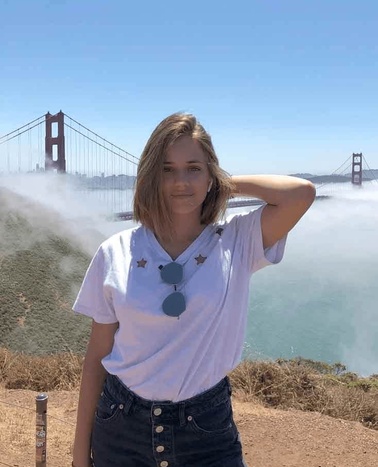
[0,187,94,354]
[0,347,377,432]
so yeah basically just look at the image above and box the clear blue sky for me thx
[1,0,378,175]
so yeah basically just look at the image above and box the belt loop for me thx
[179,402,186,427]
[123,393,134,415]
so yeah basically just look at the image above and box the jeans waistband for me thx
[104,374,232,423]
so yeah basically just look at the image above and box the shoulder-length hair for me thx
[133,113,234,238]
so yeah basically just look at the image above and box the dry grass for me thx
[1,347,377,432]
[229,358,378,430]
[0,347,83,390]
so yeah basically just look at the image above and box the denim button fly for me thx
[91,375,246,466]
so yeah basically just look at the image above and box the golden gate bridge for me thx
[0,111,377,221]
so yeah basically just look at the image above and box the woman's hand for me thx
[231,174,316,248]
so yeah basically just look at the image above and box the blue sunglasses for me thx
[159,262,186,317]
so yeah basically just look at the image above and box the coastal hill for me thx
[291,169,378,184]
[0,187,95,354]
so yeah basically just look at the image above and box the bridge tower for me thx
[351,153,362,185]
[45,111,66,172]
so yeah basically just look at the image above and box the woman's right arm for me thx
[72,320,119,467]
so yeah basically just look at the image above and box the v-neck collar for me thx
[145,224,213,262]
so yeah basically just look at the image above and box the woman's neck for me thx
[166,212,205,241]
[156,218,207,260]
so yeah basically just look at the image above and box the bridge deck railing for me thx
[114,195,329,221]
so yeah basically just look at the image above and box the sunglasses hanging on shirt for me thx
[159,262,186,317]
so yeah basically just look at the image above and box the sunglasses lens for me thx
[160,262,183,285]
[162,292,186,317]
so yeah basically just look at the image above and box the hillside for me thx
[291,172,377,184]
[0,187,96,354]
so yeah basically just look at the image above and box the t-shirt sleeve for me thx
[229,204,287,274]
[72,245,118,324]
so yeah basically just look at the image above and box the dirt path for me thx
[233,400,378,467]
[1,388,377,466]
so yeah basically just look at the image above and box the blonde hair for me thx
[133,113,234,237]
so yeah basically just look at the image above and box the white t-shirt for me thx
[73,205,286,401]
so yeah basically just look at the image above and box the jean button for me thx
[153,408,162,416]
[160,462,169,467]
[155,425,164,433]
[156,445,165,453]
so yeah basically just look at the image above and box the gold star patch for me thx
[195,254,207,265]
[216,227,224,236]
[137,258,147,268]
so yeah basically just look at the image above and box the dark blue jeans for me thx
[91,374,247,467]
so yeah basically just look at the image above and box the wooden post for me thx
[36,393,48,467]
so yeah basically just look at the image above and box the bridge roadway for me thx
[115,195,329,221]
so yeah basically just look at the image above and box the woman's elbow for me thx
[300,180,316,206]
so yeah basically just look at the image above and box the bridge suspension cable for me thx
[0,114,46,141]
[316,154,352,190]
[64,122,138,166]
[64,113,139,164]
[0,118,45,145]
[0,114,55,173]
[362,154,378,184]
[61,112,138,214]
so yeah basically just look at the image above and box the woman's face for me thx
[162,136,212,219]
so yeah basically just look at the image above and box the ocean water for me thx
[244,187,378,376]
[1,175,377,376]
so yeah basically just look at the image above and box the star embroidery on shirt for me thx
[137,258,147,268]
[195,254,207,265]
[216,227,224,236]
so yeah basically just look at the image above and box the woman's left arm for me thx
[231,175,316,249]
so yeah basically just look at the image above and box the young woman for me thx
[72,113,315,467]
